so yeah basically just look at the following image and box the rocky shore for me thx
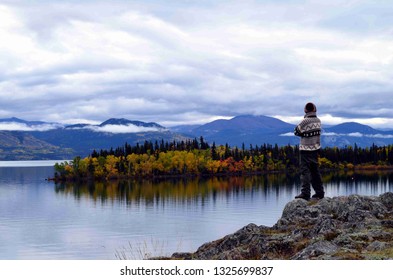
[170,193,393,260]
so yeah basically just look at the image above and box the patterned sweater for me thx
[294,112,321,151]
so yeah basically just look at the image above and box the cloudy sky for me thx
[1,0,393,128]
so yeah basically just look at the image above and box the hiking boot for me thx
[311,193,324,200]
[295,193,310,200]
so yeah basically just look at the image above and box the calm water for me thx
[1,161,393,259]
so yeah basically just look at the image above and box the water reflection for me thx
[55,174,298,205]
[325,170,393,196]
[54,171,393,205]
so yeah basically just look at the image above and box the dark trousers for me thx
[300,150,324,196]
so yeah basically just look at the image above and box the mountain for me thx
[194,115,292,131]
[172,115,297,147]
[0,117,63,135]
[169,124,201,135]
[99,118,164,129]
[31,118,184,157]
[326,122,381,134]
[3,115,393,160]
[0,117,187,160]
[323,122,393,148]
[0,117,48,126]
[0,131,73,160]
[169,116,393,148]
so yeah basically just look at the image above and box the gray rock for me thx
[293,240,339,260]
[367,241,388,252]
[191,223,269,260]
[311,216,342,236]
[380,192,393,209]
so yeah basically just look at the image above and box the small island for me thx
[52,139,393,181]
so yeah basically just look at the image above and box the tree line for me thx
[53,138,393,181]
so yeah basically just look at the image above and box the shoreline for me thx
[47,165,393,183]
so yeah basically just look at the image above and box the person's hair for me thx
[305,102,316,112]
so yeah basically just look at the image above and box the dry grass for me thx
[115,237,183,260]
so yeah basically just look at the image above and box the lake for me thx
[1,161,393,260]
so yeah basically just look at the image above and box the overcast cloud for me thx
[0,122,62,131]
[1,0,393,128]
[82,124,163,134]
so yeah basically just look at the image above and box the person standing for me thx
[294,102,325,200]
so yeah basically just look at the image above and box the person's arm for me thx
[294,126,302,136]
[294,121,304,137]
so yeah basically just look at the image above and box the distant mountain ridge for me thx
[186,115,295,147]
[0,117,49,126]
[171,116,393,148]
[2,116,393,160]
[326,122,381,134]
[0,117,165,130]
[0,130,73,160]
[0,117,184,160]
[98,118,164,129]
[194,115,293,132]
